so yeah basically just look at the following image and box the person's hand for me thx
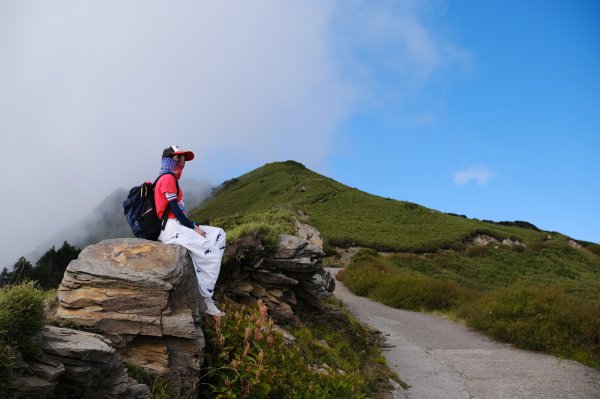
[194,225,207,237]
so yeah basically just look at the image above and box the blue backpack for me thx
[123,173,179,240]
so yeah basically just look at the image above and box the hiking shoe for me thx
[202,297,225,317]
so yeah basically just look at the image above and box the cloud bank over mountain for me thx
[0,1,463,267]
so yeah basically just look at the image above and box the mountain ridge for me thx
[190,160,599,253]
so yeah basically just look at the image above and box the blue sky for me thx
[0,1,598,267]
[326,0,600,242]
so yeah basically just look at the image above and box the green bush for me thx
[322,240,341,259]
[339,256,472,311]
[585,244,600,256]
[201,300,273,398]
[0,282,46,396]
[0,282,45,358]
[289,297,402,394]
[464,282,600,368]
[209,208,294,253]
[464,245,492,258]
[201,300,387,398]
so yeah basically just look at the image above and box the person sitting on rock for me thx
[155,145,226,317]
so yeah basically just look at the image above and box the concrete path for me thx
[327,268,600,399]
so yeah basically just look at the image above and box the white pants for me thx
[158,219,226,298]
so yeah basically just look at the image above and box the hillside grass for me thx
[338,248,600,369]
[191,161,570,253]
[190,160,600,369]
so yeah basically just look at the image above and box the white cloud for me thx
[330,0,471,108]
[0,0,464,267]
[453,165,493,187]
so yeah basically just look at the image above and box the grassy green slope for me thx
[191,160,600,369]
[192,161,570,252]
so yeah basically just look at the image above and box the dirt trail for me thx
[327,268,600,399]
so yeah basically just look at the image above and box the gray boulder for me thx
[13,326,150,399]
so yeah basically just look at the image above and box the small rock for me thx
[295,222,324,248]
[267,288,284,300]
[251,285,267,298]
[272,325,297,344]
[272,235,308,258]
[315,339,330,349]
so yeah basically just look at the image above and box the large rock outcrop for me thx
[223,223,335,324]
[55,239,204,394]
[13,326,150,399]
[466,234,525,248]
[45,224,334,395]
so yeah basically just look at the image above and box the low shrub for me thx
[0,282,45,358]
[464,282,600,368]
[382,276,470,311]
[201,299,384,398]
[585,244,600,256]
[339,257,472,311]
[289,297,400,395]
[465,245,492,258]
[322,240,341,259]
[213,208,294,253]
[328,237,356,249]
[201,300,273,398]
[0,282,46,396]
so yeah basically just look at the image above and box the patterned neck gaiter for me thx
[160,157,185,179]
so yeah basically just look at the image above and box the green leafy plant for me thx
[201,299,392,398]
[0,282,45,358]
[202,300,273,398]
[0,282,46,396]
